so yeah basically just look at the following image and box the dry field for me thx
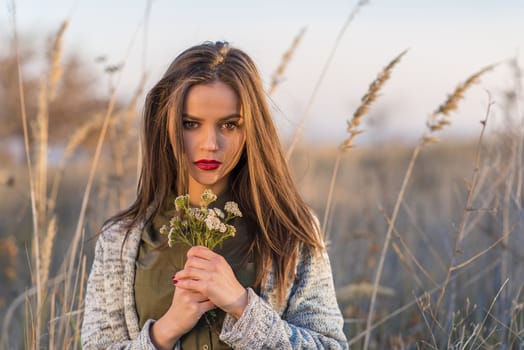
[1,4,523,349]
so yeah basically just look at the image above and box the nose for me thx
[201,126,218,151]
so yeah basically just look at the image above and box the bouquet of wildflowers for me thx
[159,189,242,250]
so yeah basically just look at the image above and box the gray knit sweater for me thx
[81,219,348,349]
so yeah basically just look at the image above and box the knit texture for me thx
[81,220,348,349]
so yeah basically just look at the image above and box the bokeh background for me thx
[1,0,523,348]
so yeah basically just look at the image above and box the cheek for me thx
[229,134,245,153]
[182,132,194,153]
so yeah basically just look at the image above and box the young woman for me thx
[81,41,348,349]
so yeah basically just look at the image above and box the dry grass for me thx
[285,0,370,159]
[48,21,68,101]
[268,27,306,96]
[14,16,69,349]
[322,49,407,239]
[423,64,496,145]
[1,4,523,350]
[358,64,499,349]
[342,50,408,151]
[0,3,143,347]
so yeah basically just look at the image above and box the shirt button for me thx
[202,345,209,350]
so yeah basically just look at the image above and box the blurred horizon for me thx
[1,0,523,146]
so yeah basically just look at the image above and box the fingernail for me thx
[173,279,178,285]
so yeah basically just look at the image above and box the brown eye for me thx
[222,121,238,130]
[183,120,199,129]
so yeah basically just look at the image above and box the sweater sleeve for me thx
[81,235,158,350]
[219,247,348,349]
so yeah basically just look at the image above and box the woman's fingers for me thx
[186,245,216,260]
[175,276,207,293]
[184,255,214,271]
[174,249,248,318]
[181,246,229,277]
[175,267,210,282]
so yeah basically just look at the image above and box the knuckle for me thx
[180,293,192,303]
[186,247,196,257]
[212,255,224,265]
[188,279,200,291]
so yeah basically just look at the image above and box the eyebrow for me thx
[182,113,242,121]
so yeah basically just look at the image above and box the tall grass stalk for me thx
[322,50,407,240]
[348,257,502,346]
[498,57,523,343]
[1,2,154,347]
[468,278,509,348]
[362,143,422,349]
[509,57,523,202]
[8,1,51,346]
[32,20,68,349]
[285,0,369,159]
[1,274,65,348]
[106,74,146,210]
[268,27,306,96]
[391,242,425,289]
[435,96,493,310]
[57,48,119,342]
[362,64,495,350]
[48,116,104,213]
[54,5,155,345]
[48,293,56,349]
[401,202,448,273]
[382,210,439,288]
[58,3,154,326]
[414,292,438,348]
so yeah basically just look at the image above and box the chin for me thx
[195,177,221,187]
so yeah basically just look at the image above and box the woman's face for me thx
[180,80,246,199]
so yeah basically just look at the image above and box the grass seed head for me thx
[48,21,68,100]
[268,27,306,95]
[425,64,496,144]
[342,49,408,151]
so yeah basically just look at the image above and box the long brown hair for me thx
[106,41,323,304]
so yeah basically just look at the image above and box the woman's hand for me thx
[174,246,249,319]
[150,283,215,350]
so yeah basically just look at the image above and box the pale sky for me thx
[2,0,524,145]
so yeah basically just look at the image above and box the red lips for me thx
[194,159,221,170]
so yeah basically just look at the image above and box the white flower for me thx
[226,224,236,237]
[190,208,206,221]
[200,189,217,207]
[224,201,242,217]
[174,195,189,211]
[204,215,221,231]
[213,208,225,219]
[164,190,242,250]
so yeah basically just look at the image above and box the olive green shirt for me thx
[134,191,255,350]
